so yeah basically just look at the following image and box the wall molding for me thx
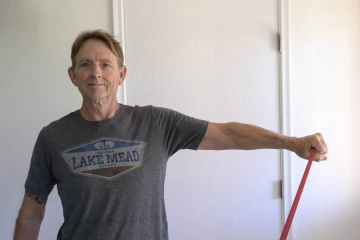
[113,0,127,104]
[279,0,293,239]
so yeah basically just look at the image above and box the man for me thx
[14,29,328,240]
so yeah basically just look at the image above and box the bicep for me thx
[198,122,235,150]
[19,193,47,221]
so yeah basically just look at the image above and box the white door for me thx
[123,0,281,239]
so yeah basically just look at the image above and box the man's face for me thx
[68,39,126,103]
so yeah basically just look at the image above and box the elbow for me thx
[16,213,43,225]
[14,214,43,239]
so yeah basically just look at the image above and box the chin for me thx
[89,95,113,104]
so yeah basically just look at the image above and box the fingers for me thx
[318,133,328,154]
[313,153,327,162]
[311,133,328,162]
[313,133,327,154]
[292,133,328,162]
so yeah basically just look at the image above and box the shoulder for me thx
[122,104,173,117]
[40,110,79,139]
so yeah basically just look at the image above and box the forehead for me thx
[76,39,117,62]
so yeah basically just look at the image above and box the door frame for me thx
[278,0,294,239]
[112,0,127,105]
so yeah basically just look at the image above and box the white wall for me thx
[2,0,359,239]
[0,1,112,239]
[288,0,360,239]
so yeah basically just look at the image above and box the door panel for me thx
[124,1,280,239]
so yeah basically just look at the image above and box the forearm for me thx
[224,122,297,151]
[14,217,41,240]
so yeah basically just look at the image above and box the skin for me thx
[198,122,328,162]
[68,38,127,121]
[14,38,328,240]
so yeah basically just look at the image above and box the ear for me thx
[118,65,127,86]
[68,67,77,86]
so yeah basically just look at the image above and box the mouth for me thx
[88,83,105,87]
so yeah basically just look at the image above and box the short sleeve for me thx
[24,129,55,197]
[152,106,209,156]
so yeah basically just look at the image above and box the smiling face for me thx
[68,39,126,104]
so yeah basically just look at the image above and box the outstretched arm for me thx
[198,122,328,162]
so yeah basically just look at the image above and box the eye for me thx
[102,63,112,68]
[80,62,90,67]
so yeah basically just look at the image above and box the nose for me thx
[91,63,102,79]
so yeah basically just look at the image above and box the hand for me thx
[293,133,328,162]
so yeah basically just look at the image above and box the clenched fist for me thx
[293,133,328,162]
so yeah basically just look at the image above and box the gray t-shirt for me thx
[25,104,208,240]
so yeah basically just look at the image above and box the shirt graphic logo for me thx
[61,138,147,179]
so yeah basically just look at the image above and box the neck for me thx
[80,98,120,121]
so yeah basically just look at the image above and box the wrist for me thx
[282,136,298,152]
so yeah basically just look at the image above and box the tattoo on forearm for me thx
[26,193,48,205]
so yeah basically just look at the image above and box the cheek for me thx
[76,74,89,85]
[107,76,119,86]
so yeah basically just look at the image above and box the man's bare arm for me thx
[198,122,328,161]
[14,193,47,240]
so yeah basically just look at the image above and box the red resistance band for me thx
[279,147,316,240]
